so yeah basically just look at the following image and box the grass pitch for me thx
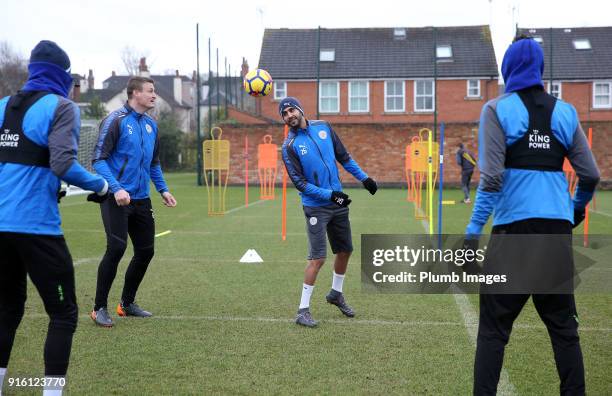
[4,173,611,395]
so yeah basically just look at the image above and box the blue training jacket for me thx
[92,103,168,199]
[282,120,367,207]
[466,38,599,236]
[0,93,106,235]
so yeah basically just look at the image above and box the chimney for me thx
[112,70,116,77]
[72,76,81,102]
[241,58,249,78]
[139,57,150,77]
[173,70,182,104]
[86,69,94,92]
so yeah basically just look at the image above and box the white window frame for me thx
[274,81,286,100]
[546,81,562,99]
[593,81,612,109]
[319,81,340,113]
[467,79,481,98]
[319,49,335,62]
[348,80,369,113]
[573,39,591,50]
[384,80,405,112]
[414,79,435,112]
[436,45,452,59]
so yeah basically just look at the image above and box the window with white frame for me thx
[319,49,335,62]
[274,81,286,100]
[436,45,452,59]
[415,80,435,112]
[593,82,612,108]
[546,81,562,99]
[385,81,405,112]
[573,39,591,50]
[349,81,369,112]
[467,79,480,98]
[319,81,339,113]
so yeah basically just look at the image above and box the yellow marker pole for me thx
[155,230,172,238]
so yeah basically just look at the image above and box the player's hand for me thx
[573,208,585,229]
[161,191,177,207]
[114,189,131,206]
[362,177,378,195]
[331,191,351,207]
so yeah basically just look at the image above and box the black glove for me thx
[362,177,378,195]
[573,208,585,229]
[87,192,109,204]
[57,189,66,203]
[331,191,351,207]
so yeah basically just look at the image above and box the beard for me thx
[286,114,302,128]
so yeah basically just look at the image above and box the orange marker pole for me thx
[282,125,288,241]
[584,128,593,247]
[245,135,249,207]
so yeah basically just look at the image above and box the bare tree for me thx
[0,41,28,97]
[120,46,151,75]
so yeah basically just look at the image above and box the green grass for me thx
[4,173,611,395]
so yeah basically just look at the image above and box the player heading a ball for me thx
[244,68,273,97]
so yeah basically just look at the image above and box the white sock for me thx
[42,376,64,396]
[332,272,345,293]
[0,367,6,396]
[299,283,314,309]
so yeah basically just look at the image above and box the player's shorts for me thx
[303,205,353,260]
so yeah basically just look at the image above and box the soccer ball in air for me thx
[243,69,273,97]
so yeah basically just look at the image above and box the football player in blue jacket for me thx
[90,76,176,327]
[0,41,108,394]
[280,97,377,327]
[466,36,599,395]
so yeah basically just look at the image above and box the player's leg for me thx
[0,233,27,385]
[92,197,128,326]
[118,199,155,317]
[473,293,529,395]
[533,294,584,395]
[465,171,473,203]
[296,206,332,327]
[461,171,471,203]
[325,206,355,317]
[19,234,77,394]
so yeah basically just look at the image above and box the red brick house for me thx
[518,27,612,122]
[257,26,499,124]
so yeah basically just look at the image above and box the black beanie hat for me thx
[30,40,71,72]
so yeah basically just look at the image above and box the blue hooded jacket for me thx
[466,38,600,236]
[0,60,106,235]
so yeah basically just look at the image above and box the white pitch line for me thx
[225,199,267,214]
[20,313,612,332]
[415,204,517,395]
[590,209,612,218]
[73,257,99,266]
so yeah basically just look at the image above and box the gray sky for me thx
[2,0,610,87]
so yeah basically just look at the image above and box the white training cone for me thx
[239,249,263,263]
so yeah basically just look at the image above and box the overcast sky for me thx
[2,0,610,87]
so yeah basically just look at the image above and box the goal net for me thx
[65,119,100,197]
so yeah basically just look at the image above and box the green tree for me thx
[156,112,182,171]
[84,95,107,119]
